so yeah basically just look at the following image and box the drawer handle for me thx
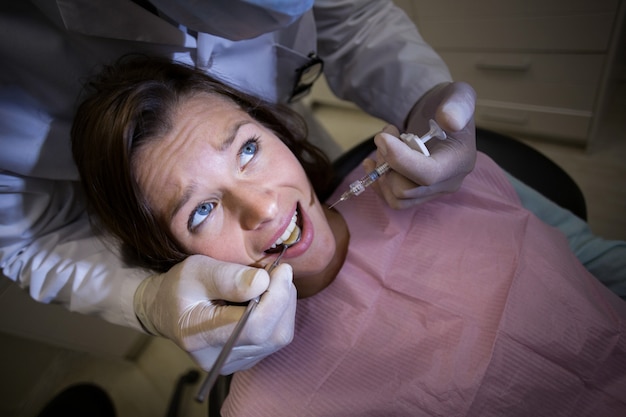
[476,58,531,72]
[481,112,530,126]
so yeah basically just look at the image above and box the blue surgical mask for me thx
[242,0,314,19]
[150,0,315,40]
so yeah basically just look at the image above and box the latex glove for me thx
[363,82,477,209]
[134,255,297,374]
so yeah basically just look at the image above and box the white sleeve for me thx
[313,0,452,127]
[0,82,148,331]
[0,173,147,332]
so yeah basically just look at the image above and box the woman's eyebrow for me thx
[169,182,197,224]
[218,120,251,152]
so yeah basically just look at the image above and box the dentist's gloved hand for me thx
[134,255,297,374]
[364,82,477,209]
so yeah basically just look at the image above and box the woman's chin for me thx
[292,201,349,298]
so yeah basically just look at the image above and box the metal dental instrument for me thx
[195,230,301,403]
[328,119,447,209]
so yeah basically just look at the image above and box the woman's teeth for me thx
[284,224,301,245]
[270,212,299,249]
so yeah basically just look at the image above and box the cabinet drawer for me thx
[475,101,590,144]
[440,51,606,110]
[418,13,616,51]
[411,0,619,19]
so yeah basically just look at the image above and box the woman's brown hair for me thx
[72,55,332,272]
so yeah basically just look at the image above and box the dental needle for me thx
[195,229,300,403]
[328,119,447,209]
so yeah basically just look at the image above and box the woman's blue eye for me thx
[239,138,259,167]
[188,202,215,231]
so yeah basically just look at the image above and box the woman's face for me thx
[134,94,338,279]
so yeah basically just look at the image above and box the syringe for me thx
[328,163,391,209]
[328,119,446,209]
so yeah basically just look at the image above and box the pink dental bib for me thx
[222,153,626,417]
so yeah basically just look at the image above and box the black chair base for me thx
[475,127,586,220]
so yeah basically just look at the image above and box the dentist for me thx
[2,0,477,373]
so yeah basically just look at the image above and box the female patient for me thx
[72,56,626,416]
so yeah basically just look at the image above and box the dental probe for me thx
[328,119,446,209]
[195,228,301,402]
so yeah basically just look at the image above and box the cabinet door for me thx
[410,0,619,18]
[410,0,618,51]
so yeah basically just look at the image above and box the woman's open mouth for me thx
[265,207,302,254]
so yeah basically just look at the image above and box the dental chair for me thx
[177,127,587,417]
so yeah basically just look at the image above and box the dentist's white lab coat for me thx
[0,0,451,330]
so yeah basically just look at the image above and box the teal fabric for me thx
[509,173,626,299]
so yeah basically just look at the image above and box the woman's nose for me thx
[229,184,279,230]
